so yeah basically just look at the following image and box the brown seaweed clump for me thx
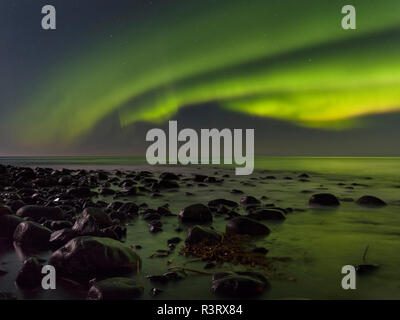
[180,233,271,267]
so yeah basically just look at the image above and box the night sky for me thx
[1,0,400,156]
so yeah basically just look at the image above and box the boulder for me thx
[208,199,238,208]
[179,204,212,223]
[309,193,340,207]
[13,221,52,249]
[240,196,261,205]
[0,214,24,238]
[49,236,141,281]
[16,205,64,221]
[185,226,222,245]
[226,217,270,236]
[248,209,286,221]
[356,196,386,208]
[0,205,12,217]
[82,207,112,227]
[49,228,78,250]
[211,271,269,298]
[87,277,143,300]
[15,257,42,289]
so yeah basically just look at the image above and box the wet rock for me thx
[226,217,270,236]
[146,271,185,283]
[49,236,141,281]
[211,271,269,298]
[356,196,386,208]
[72,215,100,236]
[15,257,42,289]
[87,277,143,300]
[143,212,161,221]
[309,193,340,207]
[208,199,238,208]
[150,288,163,296]
[149,220,163,233]
[67,187,93,198]
[356,264,380,274]
[231,189,244,194]
[185,226,222,245]
[82,207,112,228]
[0,205,12,217]
[240,196,261,205]
[167,237,181,245]
[16,205,64,221]
[0,214,24,238]
[50,220,73,231]
[13,221,52,249]
[248,209,286,221]
[179,204,212,223]
[99,188,115,196]
[298,173,310,178]
[158,179,179,189]
[252,247,269,255]
[159,172,179,180]
[194,175,207,182]
[49,228,78,250]
[204,262,217,269]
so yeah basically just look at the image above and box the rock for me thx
[252,247,269,254]
[356,196,386,208]
[167,237,181,245]
[159,172,179,180]
[211,271,269,297]
[0,214,24,238]
[179,204,212,223]
[49,228,78,250]
[67,187,93,198]
[185,226,222,245]
[146,271,185,283]
[356,264,380,274]
[13,221,52,249]
[208,199,238,208]
[49,236,141,281]
[309,193,340,207]
[82,207,112,228]
[0,205,12,217]
[143,212,161,221]
[72,215,100,236]
[240,196,260,205]
[15,257,42,289]
[16,205,64,221]
[231,189,244,194]
[150,288,163,296]
[158,178,179,189]
[194,175,207,182]
[226,217,270,236]
[248,209,286,221]
[87,277,143,300]
[50,220,73,230]
[99,188,116,196]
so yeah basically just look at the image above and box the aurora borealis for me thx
[1,0,400,154]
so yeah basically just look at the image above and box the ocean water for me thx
[1,157,400,300]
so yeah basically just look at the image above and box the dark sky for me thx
[1,0,400,156]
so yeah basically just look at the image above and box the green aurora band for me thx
[10,0,400,146]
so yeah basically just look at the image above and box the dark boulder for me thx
[87,277,143,300]
[309,193,340,207]
[49,236,141,281]
[158,179,179,189]
[16,205,64,221]
[49,228,78,250]
[226,217,270,236]
[67,187,93,198]
[185,226,222,245]
[159,172,179,181]
[0,205,12,217]
[13,221,52,249]
[240,196,261,205]
[82,207,112,228]
[248,209,286,221]
[356,196,386,208]
[179,204,212,223]
[72,215,100,236]
[211,271,269,298]
[15,257,42,289]
[208,199,238,208]
[0,214,24,238]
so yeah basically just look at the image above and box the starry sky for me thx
[1,0,400,156]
